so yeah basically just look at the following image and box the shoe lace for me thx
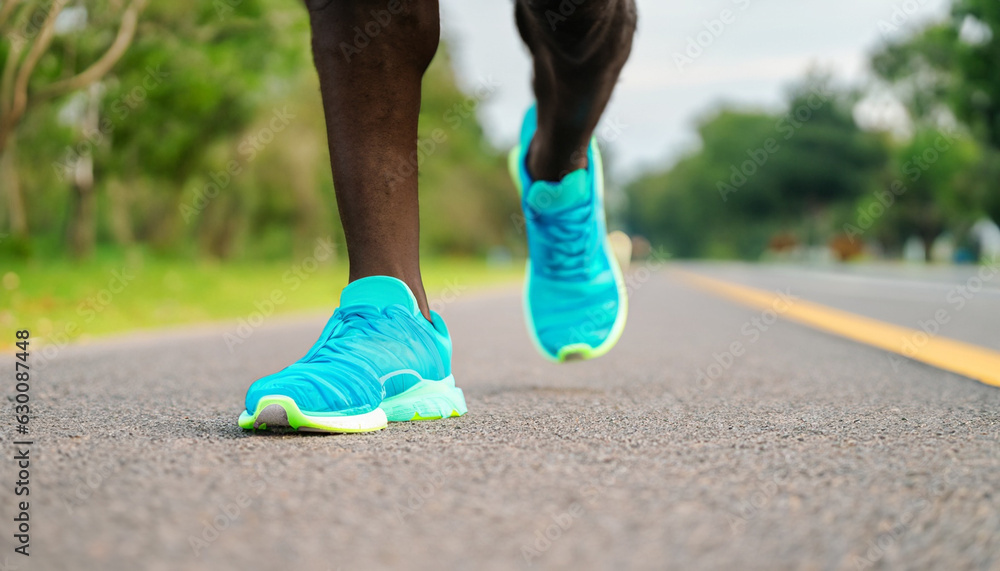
[329,305,404,338]
[527,200,598,281]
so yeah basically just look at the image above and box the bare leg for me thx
[516,0,637,182]
[306,0,440,319]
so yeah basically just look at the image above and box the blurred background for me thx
[0,0,998,344]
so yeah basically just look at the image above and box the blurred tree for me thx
[415,47,520,257]
[1,0,521,261]
[0,0,146,244]
[871,0,1000,257]
[954,147,1000,225]
[871,23,957,128]
[626,76,887,259]
[96,0,303,257]
[869,129,979,260]
[872,0,1000,146]
[949,0,1000,149]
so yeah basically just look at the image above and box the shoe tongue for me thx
[339,276,419,314]
[525,169,590,212]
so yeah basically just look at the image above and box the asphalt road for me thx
[1,262,998,571]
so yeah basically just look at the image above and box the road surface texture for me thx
[1,262,998,570]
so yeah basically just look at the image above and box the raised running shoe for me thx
[508,106,628,362]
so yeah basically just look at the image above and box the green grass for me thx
[0,252,522,350]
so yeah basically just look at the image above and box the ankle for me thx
[348,267,432,321]
[526,139,588,182]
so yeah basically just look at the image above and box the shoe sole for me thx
[379,373,468,422]
[508,141,629,364]
[238,374,468,433]
[238,396,388,433]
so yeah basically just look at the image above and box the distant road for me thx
[3,262,998,570]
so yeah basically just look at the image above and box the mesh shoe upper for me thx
[244,277,452,416]
[515,105,627,359]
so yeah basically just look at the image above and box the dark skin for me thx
[306,0,636,319]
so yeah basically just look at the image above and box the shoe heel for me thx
[379,375,468,422]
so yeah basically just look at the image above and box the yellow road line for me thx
[674,270,1000,388]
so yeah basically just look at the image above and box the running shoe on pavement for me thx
[239,276,467,433]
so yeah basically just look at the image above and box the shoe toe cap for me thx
[244,364,382,415]
[530,281,623,358]
[537,316,617,357]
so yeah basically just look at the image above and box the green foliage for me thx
[873,0,1000,147]
[950,0,1000,148]
[0,251,522,347]
[858,128,981,258]
[629,0,1000,262]
[871,23,958,125]
[417,51,521,256]
[4,0,518,262]
[864,0,1000,257]
[626,76,888,259]
[9,0,996,267]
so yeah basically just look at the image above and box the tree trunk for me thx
[1,137,28,238]
[106,179,134,245]
[68,153,97,258]
[67,86,101,259]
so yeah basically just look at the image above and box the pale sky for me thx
[438,0,952,179]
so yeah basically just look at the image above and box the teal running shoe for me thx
[239,276,467,433]
[508,106,628,362]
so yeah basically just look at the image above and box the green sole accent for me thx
[408,409,463,421]
[238,395,387,433]
[379,375,468,422]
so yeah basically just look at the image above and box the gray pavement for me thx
[1,263,998,570]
